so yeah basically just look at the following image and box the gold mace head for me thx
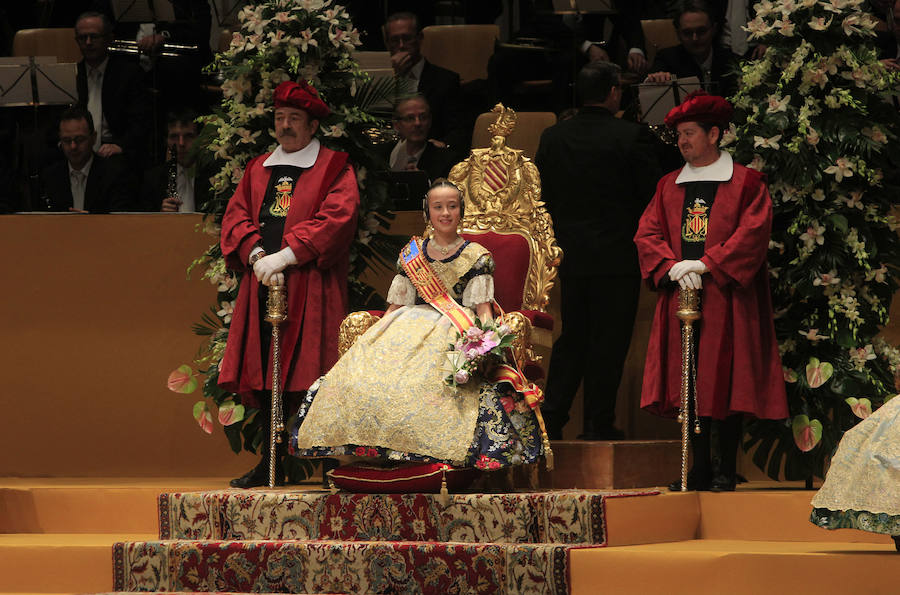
[676,288,702,322]
[265,284,288,324]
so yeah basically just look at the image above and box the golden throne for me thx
[340,104,562,378]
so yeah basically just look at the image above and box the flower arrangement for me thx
[444,318,515,387]
[728,0,900,481]
[168,0,404,480]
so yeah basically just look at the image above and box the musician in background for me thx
[131,0,213,115]
[388,95,456,182]
[74,11,151,165]
[140,108,209,212]
[39,105,132,213]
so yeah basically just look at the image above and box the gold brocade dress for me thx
[289,240,542,469]
[810,396,900,540]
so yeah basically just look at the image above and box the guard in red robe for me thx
[219,80,360,487]
[634,91,788,492]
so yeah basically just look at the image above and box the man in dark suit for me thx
[535,62,662,440]
[388,95,457,182]
[74,11,151,162]
[39,106,131,213]
[384,12,468,159]
[140,108,210,212]
[644,1,737,97]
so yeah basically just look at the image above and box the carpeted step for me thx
[159,489,657,544]
[113,538,577,594]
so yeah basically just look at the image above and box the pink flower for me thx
[454,369,470,384]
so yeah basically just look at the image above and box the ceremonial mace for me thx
[266,284,288,488]
[676,288,701,492]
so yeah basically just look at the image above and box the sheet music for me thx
[637,76,702,125]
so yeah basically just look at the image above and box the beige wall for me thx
[0,215,256,476]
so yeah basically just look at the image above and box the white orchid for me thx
[754,134,782,150]
[824,158,854,182]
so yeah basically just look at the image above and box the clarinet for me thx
[166,143,180,208]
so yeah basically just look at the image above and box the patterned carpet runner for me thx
[114,489,656,593]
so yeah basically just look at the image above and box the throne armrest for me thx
[338,310,383,357]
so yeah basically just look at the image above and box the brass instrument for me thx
[265,284,288,488]
[676,288,701,492]
[110,39,198,58]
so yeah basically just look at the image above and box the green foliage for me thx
[730,0,900,480]
[178,0,404,476]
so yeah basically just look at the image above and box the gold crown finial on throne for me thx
[487,103,517,139]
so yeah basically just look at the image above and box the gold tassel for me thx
[542,433,554,471]
[438,467,450,507]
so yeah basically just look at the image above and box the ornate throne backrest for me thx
[445,103,562,314]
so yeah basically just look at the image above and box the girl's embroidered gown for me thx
[289,239,543,470]
[810,395,900,547]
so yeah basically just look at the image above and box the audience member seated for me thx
[75,11,151,162]
[39,106,132,213]
[643,0,736,97]
[384,11,468,158]
[140,108,210,212]
[388,95,457,182]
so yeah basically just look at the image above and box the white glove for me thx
[678,271,703,290]
[253,247,297,287]
[668,259,708,283]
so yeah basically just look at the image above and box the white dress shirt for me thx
[68,155,94,211]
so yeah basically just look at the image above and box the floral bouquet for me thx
[444,318,515,387]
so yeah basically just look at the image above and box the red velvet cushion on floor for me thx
[329,462,476,494]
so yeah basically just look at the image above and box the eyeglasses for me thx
[678,26,711,39]
[395,113,431,123]
[59,136,90,146]
[386,33,417,47]
[75,33,106,43]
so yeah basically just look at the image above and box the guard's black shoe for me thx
[709,474,736,492]
[667,470,711,492]
[229,458,284,488]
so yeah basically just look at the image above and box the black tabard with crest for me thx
[680,181,719,260]
[259,165,304,253]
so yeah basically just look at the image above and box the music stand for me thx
[0,57,77,112]
[636,76,702,126]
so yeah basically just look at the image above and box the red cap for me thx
[273,80,330,119]
[664,90,733,129]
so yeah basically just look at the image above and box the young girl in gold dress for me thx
[289,179,543,470]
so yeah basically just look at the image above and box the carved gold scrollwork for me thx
[338,311,381,357]
[448,103,563,313]
[499,311,535,370]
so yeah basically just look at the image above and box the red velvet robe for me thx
[634,162,788,420]
[218,146,359,408]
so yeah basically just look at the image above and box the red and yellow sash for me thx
[399,236,554,469]
[400,237,475,335]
